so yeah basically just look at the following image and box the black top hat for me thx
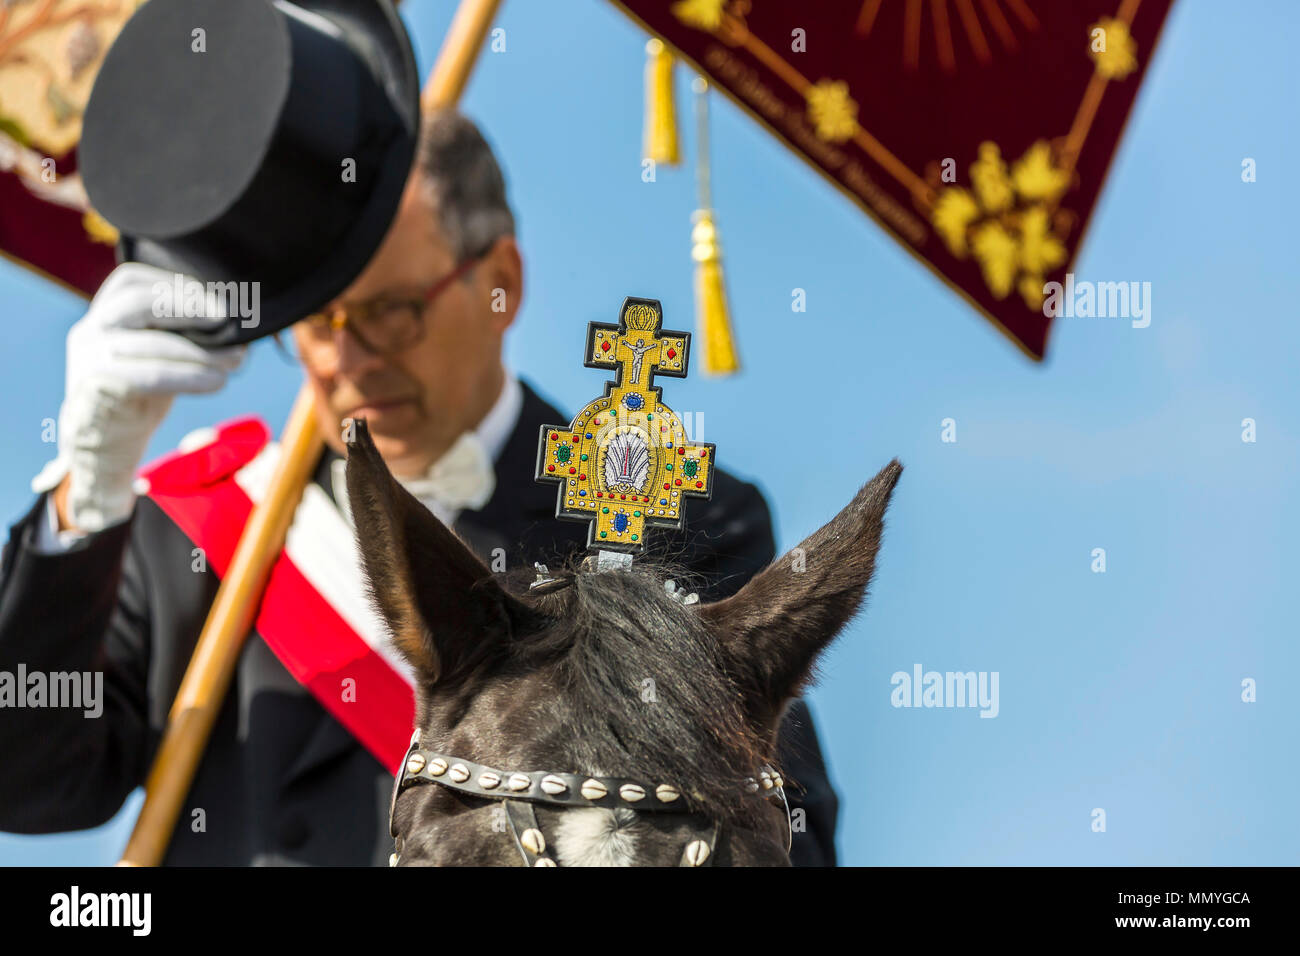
[80,0,420,348]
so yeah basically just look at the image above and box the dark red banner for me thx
[612,0,1176,359]
[0,0,132,298]
[0,147,117,297]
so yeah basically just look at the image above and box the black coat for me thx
[0,380,839,865]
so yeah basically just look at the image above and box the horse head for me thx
[345,418,901,866]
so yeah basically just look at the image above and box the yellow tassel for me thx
[691,209,740,376]
[642,39,680,165]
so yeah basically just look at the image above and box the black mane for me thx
[510,561,770,825]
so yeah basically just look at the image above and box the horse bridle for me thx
[388,729,793,867]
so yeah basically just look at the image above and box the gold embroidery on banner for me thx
[616,0,1156,354]
[804,79,858,144]
[931,140,1069,308]
[81,207,118,244]
[671,0,727,32]
[1088,16,1138,79]
[0,0,140,156]
[668,1,1147,228]
[0,0,141,244]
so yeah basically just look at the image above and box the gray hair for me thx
[416,110,516,261]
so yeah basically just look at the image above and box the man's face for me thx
[293,174,522,477]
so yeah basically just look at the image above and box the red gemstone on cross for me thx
[568,467,576,474]
[677,447,685,455]
[601,341,611,352]
[674,479,682,486]
[547,465,555,472]
[550,432,558,441]
[666,348,676,358]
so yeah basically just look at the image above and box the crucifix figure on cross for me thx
[535,297,716,553]
[623,336,656,385]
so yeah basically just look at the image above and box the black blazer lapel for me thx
[454,378,589,568]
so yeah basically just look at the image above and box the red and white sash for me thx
[140,417,415,774]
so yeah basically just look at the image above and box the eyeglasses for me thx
[299,255,482,355]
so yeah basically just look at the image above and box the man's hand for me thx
[32,263,247,533]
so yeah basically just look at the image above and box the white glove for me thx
[31,262,247,532]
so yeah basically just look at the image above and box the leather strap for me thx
[773,779,793,854]
[503,799,557,866]
[388,730,792,866]
[400,747,699,813]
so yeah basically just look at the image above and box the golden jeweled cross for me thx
[535,297,716,553]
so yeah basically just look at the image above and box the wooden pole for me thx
[117,388,321,866]
[423,0,503,111]
[117,0,505,867]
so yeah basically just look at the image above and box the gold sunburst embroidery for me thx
[857,0,1041,71]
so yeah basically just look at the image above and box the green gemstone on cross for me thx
[683,459,698,478]
[555,445,572,464]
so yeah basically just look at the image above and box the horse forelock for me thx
[499,561,770,826]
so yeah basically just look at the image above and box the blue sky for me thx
[2,0,1296,866]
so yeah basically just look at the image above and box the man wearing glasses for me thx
[0,111,840,866]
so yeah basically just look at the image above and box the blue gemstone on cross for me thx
[613,512,629,533]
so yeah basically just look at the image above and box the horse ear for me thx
[344,418,529,685]
[697,460,902,732]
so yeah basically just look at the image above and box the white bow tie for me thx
[397,430,496,514]
[332,430,496,527]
